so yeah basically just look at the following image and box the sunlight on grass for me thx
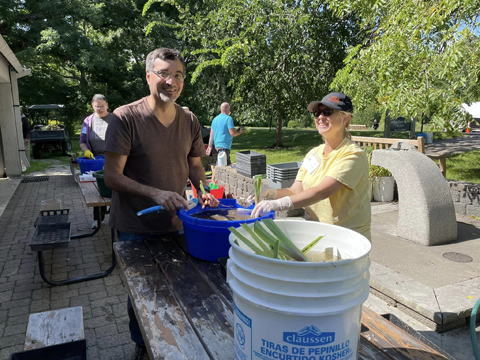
[24,159,57,174]
[444,151,480,184]
[25,138,80,174]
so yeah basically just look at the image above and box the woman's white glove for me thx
[251,197,293,218]
[247,188,277,203]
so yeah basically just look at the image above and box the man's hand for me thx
[251,197,293,218]
[247,188,277,204]
[25,139,30,143]
[151,189,189,211]
[198,193,219,209]
[84,150,94,159]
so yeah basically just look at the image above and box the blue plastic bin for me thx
[77,156,105,174]
[416,133,427,141]
[178,199,275,262]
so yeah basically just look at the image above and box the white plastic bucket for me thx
[373,176,394,202]
[217,150,228,166]
[228,220,371,360]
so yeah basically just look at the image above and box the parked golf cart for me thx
[26,104,72,159]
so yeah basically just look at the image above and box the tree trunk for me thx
[274,106,284,147]
[383,109,391,138]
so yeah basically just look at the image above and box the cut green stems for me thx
[272,240,280,259]
[228,227,266,256]
[253,175,265,206]
[253,221,310,262]
[301,235,325,254]
[199,180,208,196]
[240,223,274,257]
[262,219,310,262]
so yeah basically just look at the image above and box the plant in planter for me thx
[67,150,84,162]
[364,147,394,202]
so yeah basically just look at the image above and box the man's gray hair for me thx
[91,94,107,103]
[146,48,186,73]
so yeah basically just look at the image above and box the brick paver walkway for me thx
[0,174,135,360]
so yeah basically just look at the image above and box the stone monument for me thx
[371,142,457,245]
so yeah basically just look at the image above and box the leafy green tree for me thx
[327,0,480,133]
[145,0,361,146]
[0,0,178,129]
[353,103,382,128]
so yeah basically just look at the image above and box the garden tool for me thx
[136,198,198,216]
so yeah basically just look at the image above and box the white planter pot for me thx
[368,178,374,201]
[373,176,394,202]
[425,132,433,144]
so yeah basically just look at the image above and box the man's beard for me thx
[158,87,178,103]
[159,93,176,103]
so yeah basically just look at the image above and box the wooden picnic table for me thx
[425,153,452,178]
[114,234,450,360]
[76,180,111,239]
[36,180,116,286]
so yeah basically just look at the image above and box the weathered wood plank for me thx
[189,257,234,311]
[116,235,451,360]
[358,338,391,360]
[114,240,210,360]
[361,307,448,360]
[351,136,425,154]
[24,306,84,350]
[147,236,235,360]
[78,181,107,207]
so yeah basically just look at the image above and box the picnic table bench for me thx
[114,234,450,360]
[352,135,451,177]
[31,180,116,286]
[348,124,367,131]
[10,306,88,359]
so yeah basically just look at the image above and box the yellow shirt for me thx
[296,138,371,240]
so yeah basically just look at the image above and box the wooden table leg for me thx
[439,157,447,177]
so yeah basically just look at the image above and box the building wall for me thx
[0,40,27,178]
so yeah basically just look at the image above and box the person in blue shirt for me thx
[207,102,243,165]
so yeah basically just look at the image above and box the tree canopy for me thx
[144,0,362,146]
[327,0,480,132]
[0,0,180,126]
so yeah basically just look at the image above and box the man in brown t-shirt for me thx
[104,47,218,360]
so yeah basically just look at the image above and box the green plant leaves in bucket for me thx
[229,219,325,262]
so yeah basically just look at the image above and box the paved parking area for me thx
[0,174,134,360]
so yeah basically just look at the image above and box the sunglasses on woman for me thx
[313,109,335,117]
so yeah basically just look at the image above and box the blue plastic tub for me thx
[77,156,105,174]
[416,133,427,141]
[178,198,274,262]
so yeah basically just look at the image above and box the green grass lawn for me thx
[230,128,478,183]
[229,128,448,164]
[24,130,479,183]
[442,151,480,184]
[24,139,81,174]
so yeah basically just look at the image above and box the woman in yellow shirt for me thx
[251,92,371,240]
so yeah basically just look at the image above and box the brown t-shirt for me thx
[105,97,205,234]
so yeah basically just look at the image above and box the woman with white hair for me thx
[80,94,112,159]
[251,92,371,240]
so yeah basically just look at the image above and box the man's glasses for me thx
[151,70,185,82]
[313,109,334,118]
